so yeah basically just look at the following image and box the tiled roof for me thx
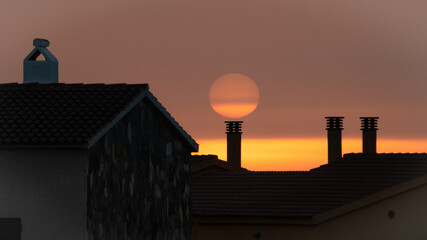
[191,155,221,165]
[0,83,146,146]
[192,153,427,218]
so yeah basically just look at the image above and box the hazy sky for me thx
[2,0,427,142]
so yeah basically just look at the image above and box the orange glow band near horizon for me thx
[194,138,427,171]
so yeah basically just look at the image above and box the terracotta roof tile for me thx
[192,153,427,218]
[0,83,147,146]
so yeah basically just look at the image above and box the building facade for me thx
[0,83,197,240]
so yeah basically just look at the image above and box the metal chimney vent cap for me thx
[225,121,243,134]
[33,38,50,48]
[360,117,379,130]
[325,116,344,130]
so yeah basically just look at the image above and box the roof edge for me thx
[192,174,427,225]
[193,216,314,225]
[191,158,230,173]
[87,89,198,152]
[311,173,427,224]
[0,144,87,149]
[87,90,148,148]
[145,91,198,152]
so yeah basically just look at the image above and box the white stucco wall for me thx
[0,149,88,240]
[315,184,427,240]
[193,184,427,240]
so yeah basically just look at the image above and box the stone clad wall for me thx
[87,99,192,239]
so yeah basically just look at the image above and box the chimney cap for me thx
[325,116,344,130]
[225,121,243,134]
[33,38,50,48]
[360,117,379,119]
[360,117,379,130]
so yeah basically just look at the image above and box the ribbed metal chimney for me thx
[326,117,344,163]
[360,117,379,154]
[225,121,242,171]
[24,38,58,84]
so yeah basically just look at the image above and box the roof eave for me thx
[87,89,198,152]
[311,173,427,224]
[191,159,231,173]
[144,91,199,152]
[86,89,148,149]
[0,144,87,149]
[193,216,315,225]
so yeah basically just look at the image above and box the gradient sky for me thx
[2,0,427,170]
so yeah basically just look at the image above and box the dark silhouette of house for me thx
[0,39,198,239]
[191,118,427,239]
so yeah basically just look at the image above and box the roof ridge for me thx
[0,82,148,87]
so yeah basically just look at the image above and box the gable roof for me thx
[192,153,427,223]
[0,83,198,151]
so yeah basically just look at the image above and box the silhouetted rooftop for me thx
[0,83,198,150]
[192,153,427,219]
[191,154,220,165]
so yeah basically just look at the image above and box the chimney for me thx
[360,117,379,154]
[24,38,58,84]
[326,116,344,163]
[225,121,243,171]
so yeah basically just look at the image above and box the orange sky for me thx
[2,0,427,162]
[195,138,427,171]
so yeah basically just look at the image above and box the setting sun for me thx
[209,73,259,118]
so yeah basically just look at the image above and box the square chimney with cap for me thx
[360,117,379,154]
[325,116,344,163]
[23,38,58,84]
[226,121,243,171]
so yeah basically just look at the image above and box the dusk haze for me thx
[2,1,427,170]
[2,0,427,239]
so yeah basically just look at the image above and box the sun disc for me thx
[209,73,259,118]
